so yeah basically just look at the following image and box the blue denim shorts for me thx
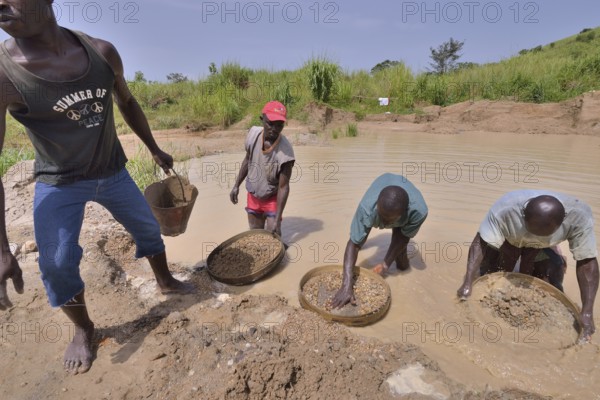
[33,168,165,307]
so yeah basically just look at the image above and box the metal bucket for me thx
[144,173,198,237]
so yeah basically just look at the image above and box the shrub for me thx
[346,123,358,137]
[220,62,252,89]
[273,81,296,106]
[306,58,340,102]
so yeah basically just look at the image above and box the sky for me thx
[2,0,600,82]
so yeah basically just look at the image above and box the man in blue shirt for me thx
[332,173,428,308]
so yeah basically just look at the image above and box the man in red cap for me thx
[230,101,295,236]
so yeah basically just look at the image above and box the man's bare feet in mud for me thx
[147,252,195,295]
[64,323,94,375]
[157,278,195,295]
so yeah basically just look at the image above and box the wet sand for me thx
[165,129,600,398]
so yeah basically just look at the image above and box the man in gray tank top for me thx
[0,0,192,374]
[229,101,295,237]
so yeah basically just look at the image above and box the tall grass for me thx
[126,148,161,190]
[305,58,340,103]
[114,27,600,136]
[3,27,600,176]
[0,115,35,176]
[0,147,35,177]
[126,146,191,190]
[346,123,358,137]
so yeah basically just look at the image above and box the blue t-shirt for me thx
[350,173,428,245]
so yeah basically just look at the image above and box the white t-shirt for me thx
[479,189,597,261]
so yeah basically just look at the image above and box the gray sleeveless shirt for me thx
[244,126,295,199]
[0,29,127,185]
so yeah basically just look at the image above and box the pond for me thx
[165,129,600,398]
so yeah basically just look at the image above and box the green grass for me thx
[126,146,192,190]
[112,28,600,135]
[126,148,161,190]
[0,146,35,177]
[4,27,600,176]
[346,123,358,137]
[116,27,600,135]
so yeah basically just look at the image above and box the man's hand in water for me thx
[331,285,356,309]
[578,312,595,344]
[457,279,473,300]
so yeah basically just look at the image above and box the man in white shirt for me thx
[457,190,598,343]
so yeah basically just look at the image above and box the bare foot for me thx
[372,263,389,276]
[64,323,94,375]
[158,278,195,295]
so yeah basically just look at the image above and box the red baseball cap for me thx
[262,101,287,122]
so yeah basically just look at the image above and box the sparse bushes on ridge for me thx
[4,27,600,177]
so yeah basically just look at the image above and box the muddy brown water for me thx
[164,128,600,398]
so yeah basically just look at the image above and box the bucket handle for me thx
[171,169,187,203]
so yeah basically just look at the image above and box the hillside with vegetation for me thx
[2,26,600,176]
[119,26,600,129]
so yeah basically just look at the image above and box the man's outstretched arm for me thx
[457,233,487,299]
[91,38,173,173]
[0,97,24,309]
[331,239,363,309]
[576,257,599,343]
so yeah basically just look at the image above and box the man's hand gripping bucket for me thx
[144,170,198,236]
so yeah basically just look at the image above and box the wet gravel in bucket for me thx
[302,270,388,317]
[480,284,576,329]
[209,234,282,279]
[469,273,580,348]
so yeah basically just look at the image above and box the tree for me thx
[133,70,146,83]
[166,72,188,83]
[370,59,402,74]
[208,62,217,75]
[429,38,465,75]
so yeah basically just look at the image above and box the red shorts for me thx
[245,192,277,217]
